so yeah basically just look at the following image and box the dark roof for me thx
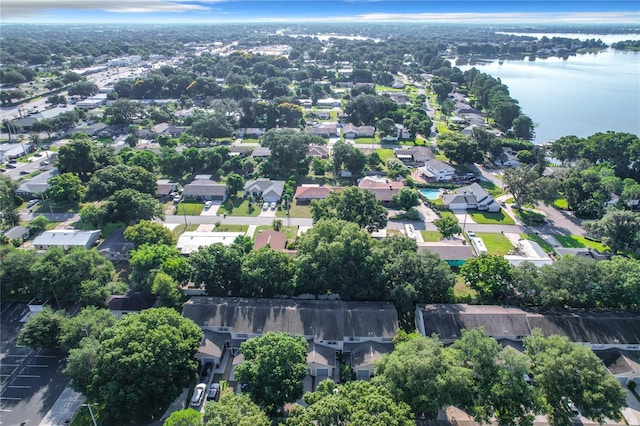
[3,226,28,240]
[417,304,640,345]
[349,341,394,369]
[183,181,228,197]
[182,297,398,341]
[598,349,640,376]
[554,247,613,261]
[417,242,474,260]
[107,291,156,312]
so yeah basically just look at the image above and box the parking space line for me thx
[6,385,31,389]
[0,364,20,367]
[17,375,40,378]
[0,397,21,401]
[26,364,49,368]
[34,355,57,359]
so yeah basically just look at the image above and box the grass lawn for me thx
[476,232,514,256]
[375,148,395,162]
[552,198,569,210]
[241,138,260,144]
[477,180,504,198]
[353,137,377,145]
[71,404,105,426]
[504,197,515,204]
[468,210,515,225]
[520,233,555,253]
[435,154,450,163]
[514,208,547,225]
[175,202,203,216]
[554,234,608,252]
[421,230,443,242]
[254,225,298,241]
[171,223,199,237]
[31,201,80,215]
[276,200,312,218]
[439,211,457,221]
[213,224,248,233]
[436,122,451,134]
[375,85,404,92]
[217,197,260,217]
[453,274,478,302]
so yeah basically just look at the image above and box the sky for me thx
[2,0,640,24]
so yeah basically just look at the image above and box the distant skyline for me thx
[3,1,640,25]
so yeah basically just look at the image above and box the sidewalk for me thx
[39,387,84,426]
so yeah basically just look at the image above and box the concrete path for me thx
[246,224,258,238]
[39,387,84,426]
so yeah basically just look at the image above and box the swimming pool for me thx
[419,189,441,200]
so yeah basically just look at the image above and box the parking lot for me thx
[0,302,68,425]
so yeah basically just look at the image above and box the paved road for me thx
[165,214,314,227]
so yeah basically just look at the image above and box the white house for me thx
[176,232,245,255]
[32,230,101,250]
[504,239,553,267]
[243,179,285,203]
[421,159,456,182]
[442,182,501,212]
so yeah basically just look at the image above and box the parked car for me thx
[27,199,40,208]
[204,201,213,209]
[5,164,16,169]
[190,383,207,407]
[270,202,276,210]
[173,194,182,204]
[262,202,269,210]
[207,382,220,400]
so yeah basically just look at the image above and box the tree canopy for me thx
[311,186,388,232]
[235,332,308,415]
[203,392,270,426]
[86,308,203,423]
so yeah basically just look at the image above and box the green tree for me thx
[56,136,117,181]
[203,392,270,426]
[235,332,308,415]
[503,166,539,209]
[262,129,324,174]
[524,329,626,426]
[87,308,203,423]
[434,216,462,238]
[86,164,156,200]
[130,244,190,292]
[46,172,85,204]
[67,81,99,98]
[190,243,242,296]
[63,336,100,395]
[124,220,176,248]
[0,246,38,298]
[311,186,387,232]
[460,254,513,300]
[152,272,183,310]
[240,247,296,297]
[165,408,203,426]
[288,379,413,426]
[58,306,116,352]
[583,208,640,253]
[373,335,472,417]
[17,307,68,349]
[512,115,534,140]
[226,172,246,196]
[376,117,398,138]
[103,188,164,224]
[103,99,144,125]
[0,174,20,228]
[27,215,50,236]
[386,158,410,179]
[437,132,482,165]
[432,77,453,101]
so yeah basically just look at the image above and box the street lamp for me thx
[82,403,98,426]
[282,194,291,227]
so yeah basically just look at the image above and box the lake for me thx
[458,33,640,143]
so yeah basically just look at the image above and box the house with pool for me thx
[443,183,501,213]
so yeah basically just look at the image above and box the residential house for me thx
[237,128,266,138]
[13,106,71,131]
[294,185,343,204]
[243,179,285,203]
[554,247,613,261]
[156,179,178,201]
[504,239,553,267]
[342,124,375,139]
[16,169,58,198]
[600,350,640,386]
[3,225,29,241]
[251,147,272,159]
[307,145,330,159]
[394,146,434,163]
[167,125,187,138]
[32,230,101,251]
[0,143,30,162]
[182,178,229,201]
[417,240,474,267]
[177,232,246,255]
[381,124,411,142]
[76,94,109,109]
[71,122,108,136]
[416,304,640,351]
[181,297,398,385]
[107,291,156,319]
[307,124,339,138]
[253,230,287,251]
[152,122,170,136]
[380,91,409,105]
[358,176,404,204]
[421,159,456,182]
[442,182,501,213]
[305,109,331,120]
[496,147,521,167]
[349,341,394,380]
[229,146,253,158]
[316,98,342,108]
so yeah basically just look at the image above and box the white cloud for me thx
[1,0,215,18]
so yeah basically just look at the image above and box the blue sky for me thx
[3,1,640,24]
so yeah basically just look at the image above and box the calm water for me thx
[458,34,640,143]
[419,189,442,200]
